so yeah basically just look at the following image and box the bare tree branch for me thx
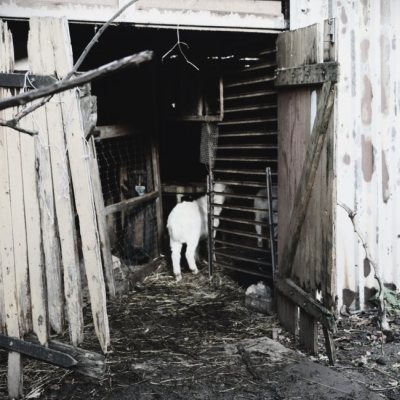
[67,0,139,78]
[337,202,389,331]
[0,119,38,136]
[13,95,53,123]
[0,51,153,112]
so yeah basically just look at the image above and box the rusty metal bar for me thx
[217,215,268,227]
[216,227,268,240]
[219,117,277,126]
[215,156,277,162]
[218,131,277,138]
[225,76,275,88]
[224,90,276,101]
[224,104,277,114]
[216,261,273,279]
[215,239,269,253]
[213,168,270,175]
[217,144,277,150]
[215,250,271,266]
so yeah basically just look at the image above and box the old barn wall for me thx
[0,0,285,32]
[290,0,400,308]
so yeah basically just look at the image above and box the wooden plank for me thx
[49,17,109,352]
[275,278,336,333]
[279,81,335,278]
[151,132,163,253]
[299,308,318,354]
[89,137,116,297]
[0,20,23,399]
[322,326,336,365]
[7,105,30,336]
[19,113,48,345]
[276,292,298,335]
[29,17,84,345]
[28,17,64,334]
[274,62,339,87]
[94,124,141,140]
[104,191,158,215]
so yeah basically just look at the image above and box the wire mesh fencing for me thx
[95,132,158,267]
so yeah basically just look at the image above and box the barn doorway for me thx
[65,23,279,284]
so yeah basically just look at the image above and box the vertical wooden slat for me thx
[19,113,48,345]
[89,137,116,297]
[299,309,318,354]
[276,292,298,335]
[0,20,23,399]
[7,107,30,336]
[28,18,64,334]
[49,17,109,352]
[151,133,163,256]
[29,17,86,345]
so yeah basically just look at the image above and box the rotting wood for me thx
[104,191,158,216]
[275,62,339,87]
[28,17,64,334]
[33,17,85,345]
[322,326,336,365]
[7,102,30,335]
[276,291,298,335]
[94,124,142,140]
[299,308,318,354]
[0,20,23,398]
[48,17,110,352]
[275,278,336,333]
[0,333,106,379]
[89,137,116,298]
[151,131,163,252]
[19,113,48,345]
[279,81,335,278]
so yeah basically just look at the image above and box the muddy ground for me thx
[0,264,399,399]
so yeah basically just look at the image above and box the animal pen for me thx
[0,0,400,398]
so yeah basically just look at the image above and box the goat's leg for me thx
[255,212,263,248]
[185,239,199,275]
[170,240,183,281]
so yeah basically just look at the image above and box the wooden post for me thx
[0,20,23,399]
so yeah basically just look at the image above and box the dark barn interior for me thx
[70,23,279,284]
[8,19,278,285]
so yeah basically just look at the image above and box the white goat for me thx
[167,183,229,281]
[254,187,278,248]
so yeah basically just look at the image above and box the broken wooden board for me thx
[0,19,23,399]
[46,17,110,352]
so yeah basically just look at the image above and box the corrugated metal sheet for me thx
[290,0,400,309]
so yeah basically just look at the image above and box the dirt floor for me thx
[0,264,399,399]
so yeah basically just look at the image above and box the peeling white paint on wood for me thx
[290,0,400,308]
[0,0,285,32]
[47,17,110,352]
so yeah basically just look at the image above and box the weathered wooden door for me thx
[274,22,338,362]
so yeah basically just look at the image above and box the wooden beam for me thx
[274,62,339,87]
[94,124,142,140]
[275,278,336,332]
[162,183,206,194]
[104,191,158,216]
[278,81,335,278]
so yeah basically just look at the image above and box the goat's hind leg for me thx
[185,238,199,275]
[170,240,183,281]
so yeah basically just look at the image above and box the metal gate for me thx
[209,47,278,280]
